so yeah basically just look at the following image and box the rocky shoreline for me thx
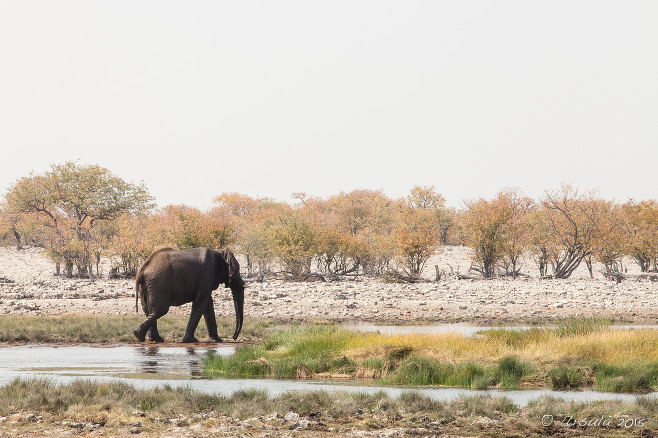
[0,246,657,324]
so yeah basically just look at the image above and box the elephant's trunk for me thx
[230,282,244,340]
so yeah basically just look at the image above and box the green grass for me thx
[380,355,534,389]
[204,325,358,379]
[549,365,586,389]
[594,363,658,393]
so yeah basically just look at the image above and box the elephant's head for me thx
[216,249,245,340]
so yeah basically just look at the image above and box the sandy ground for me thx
[0,245,657,325]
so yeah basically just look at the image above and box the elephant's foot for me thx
[148,335,165,343]
[209,335,223,343]
[181,335,199,343]
[133,328,146,342]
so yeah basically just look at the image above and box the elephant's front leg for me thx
[203,297,223,342]
[181,294,210,343]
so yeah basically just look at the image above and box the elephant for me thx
[133,247,245,343]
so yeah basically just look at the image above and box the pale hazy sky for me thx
[1,1,656,209]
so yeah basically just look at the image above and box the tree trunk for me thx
[632,253,651,272]
[12,228,22,251]
[65,259,74,278]
[246,254,253,277]
[552,249,588,279]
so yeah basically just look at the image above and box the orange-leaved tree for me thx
[104,214,162,276]
[622,200,658,272]
[391,186,449,277]
[268,202,319,278]
[324,190,396,275]
[4,162,154,279]
[527,207,559,277]
[214,193,281,277]
[496,188,534,278]
[160,204,237,250]
[0,202,44,250]
[407,185,455,244]
[589,202,625,277]
[462,194,513,278]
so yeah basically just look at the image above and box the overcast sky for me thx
[1,1,656,209]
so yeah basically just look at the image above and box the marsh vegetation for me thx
[204,320,658,393]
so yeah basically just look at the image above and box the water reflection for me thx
[0,344,235,381]
[133,345,231,376]
[139,346,163,374]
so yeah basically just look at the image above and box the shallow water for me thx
[0,344,656,407]
[0,344,235,381]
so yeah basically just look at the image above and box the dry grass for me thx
[346,320,658,365]
[345,325,658,365]
[1,379,656,436]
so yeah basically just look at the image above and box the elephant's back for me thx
[138,247,209,281]
[137,248,177,277]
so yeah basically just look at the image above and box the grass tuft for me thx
[594,363,658,393]
[549,365,584,390]
[554,317,612,338]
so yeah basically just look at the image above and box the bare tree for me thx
[541,184,615,279]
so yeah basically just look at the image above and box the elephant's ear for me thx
[218,249,235,288]
[218,248,243,288]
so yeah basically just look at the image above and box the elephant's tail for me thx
[135,273,145,313]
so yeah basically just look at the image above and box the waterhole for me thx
[0,344,655,407]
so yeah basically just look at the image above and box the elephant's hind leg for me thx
[134,321,150,342]
[134,315,156,342]
[134,310,167,342]
[148,321,165,343]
